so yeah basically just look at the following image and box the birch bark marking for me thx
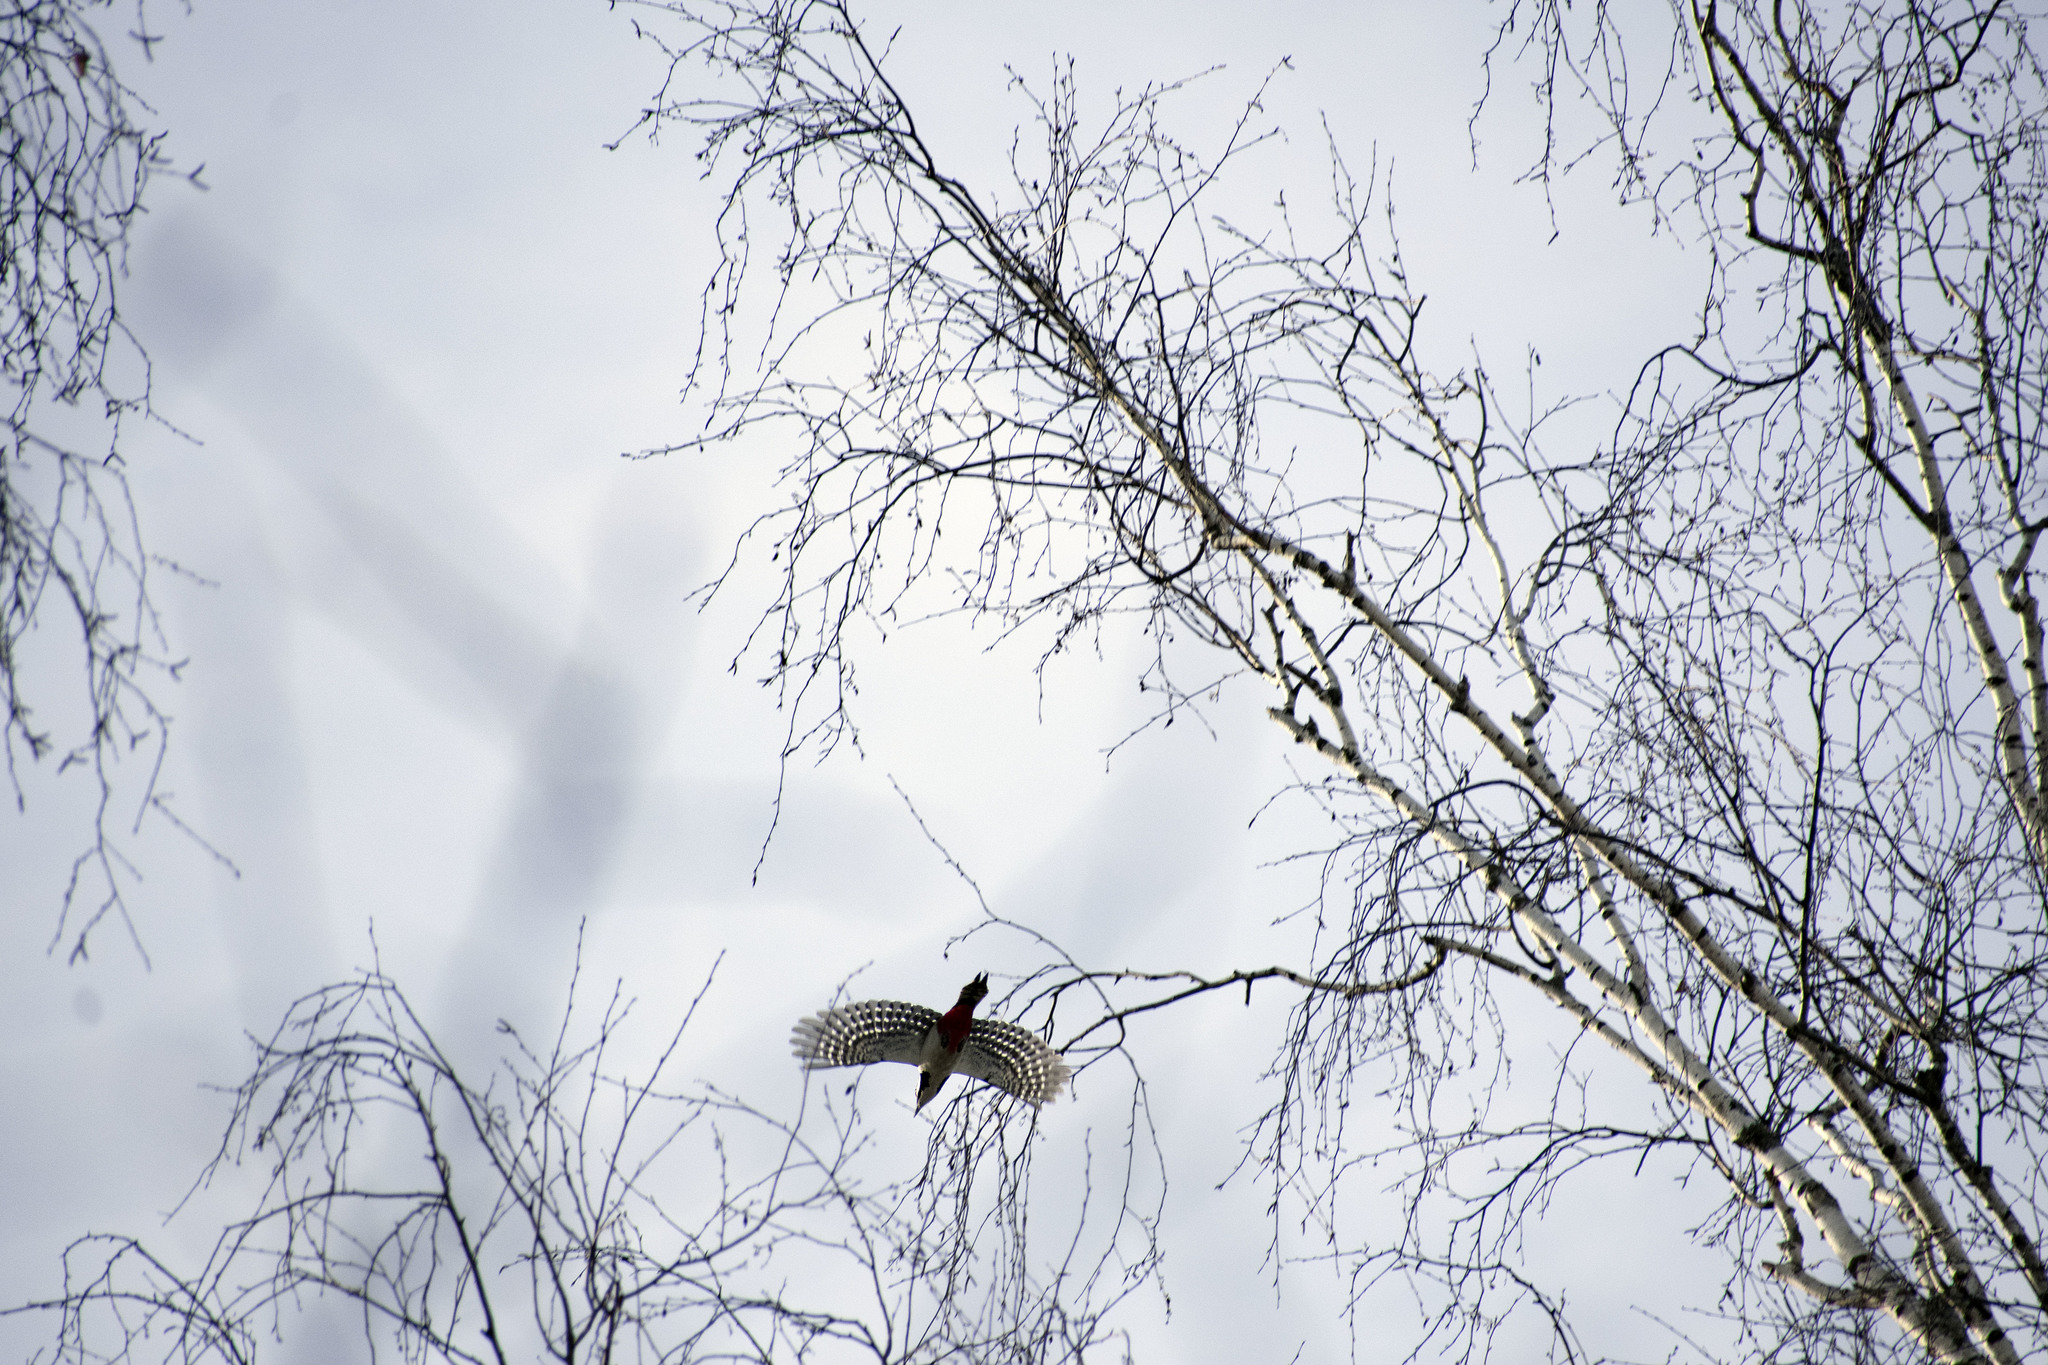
[1866,329,2048,865]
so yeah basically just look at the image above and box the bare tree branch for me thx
[2,0,214,962]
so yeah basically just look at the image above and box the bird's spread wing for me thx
[790,1000,937,1069]
[956,1019,1071,1105]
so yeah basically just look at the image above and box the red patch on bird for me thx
[937,1004,975,1052]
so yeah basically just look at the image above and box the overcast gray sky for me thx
[1,2,1720,1360]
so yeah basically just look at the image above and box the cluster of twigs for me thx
[2,0,198,961]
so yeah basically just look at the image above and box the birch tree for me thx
[616,0,2048,1359]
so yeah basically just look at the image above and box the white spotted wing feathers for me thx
[953,1017,1071,1105]
[790,999,937,1069]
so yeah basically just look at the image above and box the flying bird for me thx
[791,973,1070,1111]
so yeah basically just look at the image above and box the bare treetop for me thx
[617,0,2048,1359]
